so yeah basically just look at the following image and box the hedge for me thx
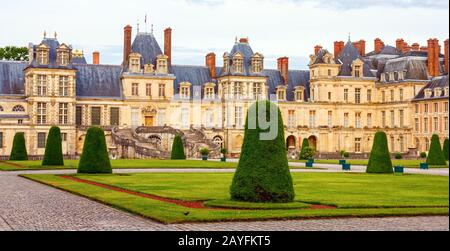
[42,126,64,166]
[171,135,186,160]
[366,131,393,173]
[427,134,447,166]
[77,127,112,174]
[9,132,28,161]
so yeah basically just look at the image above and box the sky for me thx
[0,0,448,70]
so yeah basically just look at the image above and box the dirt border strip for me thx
[0,161,27,169]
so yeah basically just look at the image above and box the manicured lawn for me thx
[292,159,449,169]
[22,172,449,224]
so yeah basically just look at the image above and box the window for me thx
[445,102,449,112]
[277,89,286,101]
[424,104,429,114]
[355,113,361,129]
[0,106,3,112]
[328,111,333,128]
[76,106,82,126]
[234,82,242,99]
[58,103,68,125]
[91,107,101,126]
[328,92,332,101]
[0,132,3,148]
[424,118,429,133]
[390,136,395,152]
[382,111,386,127]
[205,87,215,99]
[131,108,140,127]
[399,89,404,101]
[355,138,362,153]
[367,89,372,103]
[159,84,166,97]
[288,110,296,128]
[181,108,189,128]
[205,109,213,128]
[18,119,23,124]
[234,58,244,73]
[110,107,120,126]
[158,109,166,127]
[425,138,430,151]
[309,111,316,128]
[146,84,152,97]
[399,110,404,127]
[37,132,46,148]
[37,102,46,124]
[382,91,386,102]
[328,69,332,76]
[37,75,47,96]
[434,103,439,113]
[12,105,25,112]
[355,88,361,104]
[415,104,419,114]
[390,110,395,127]
[354,66,361,77]
[131,58,140,72]
[59,76,69,96]
[344,89,349,102]
[59,51,69,66]
[235,107,243,127]
[253,83,262,99]
[433,117,439,132]
[390,90,395,102]
[344,113,349,128]
[415,117,420,131]
[180,86,190,99]
[367,113,372,128]
[132,83,139,96]
[61,133,67,142]
[400,136,404,152]
[295,90,303,101]
[37,49,48,65]
[445,116,449,131]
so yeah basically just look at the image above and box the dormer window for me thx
[36,44,49,65]
[445,87,449,96]
[179,82,191,99]
[277,86,286,101]
[398,71,405,81]
[295,87,304,102]
[204,83,216,100]
[129,53,141,73]
[144,64,154,74]
[251,53,264,73]
[354,66,361,77]
[223,54,230,72]
[156,55,168,74]
[233,53,244,73]
[351,59,364,78]
[424,88,432,98]
[434,87,442,97]
[57,45,70,66]
[323,53,333,64]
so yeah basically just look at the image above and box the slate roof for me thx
[263,69,310,101]
[28,38,76,70]
[131,32,163,67]
[75,64,123,98]
[219,41,265,77]
[414,75,449,100]
[171,65,215,99]
[0,61,27,95]
[312,49,334,64]
[383,57,429,80]
[336,41,373,77]
[72,56,87,65]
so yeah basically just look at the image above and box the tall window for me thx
[234,82,242,99]
[132,83,139,96]
[415,118,419,132]
[0,132,3,148]
[390,90,395,102]
[37,75,47,96]
[59,51,69,66]
[110,107,120,126]
[328,111,333,128]
[434,103,439,113]
[382,91,386,102]
[76,106,82,126]
[367,89,372,103]
[205,87,215,99]
[181,108,189,128]
[355,138,362,153]
[344,89,349,102]
[37,49,48,65]
[344,113,349,128]
[158,109,166,127]
[288,110,296,128]
[235,107,243,127]
[390,110,395,127]
[37,102,46,124]
[425,138,430,151]
[367,113,372,128]
[400,136,404,152]
[399,89,404,101]
[159,84,166,97]
[399,110,404,127]
[424,118,429,133]
[354,66,361,77]
[38,133,46,148]
[61,133,67,142]
[309,111,316,128]
[205,109,213,128]
[253,83,262,99]
[355,113,361,129]
[58,103,68,125]
[277,89,286,101]
[415,104,419,113]
[146,83,152,97]
[381,111,386,127]
[59,76,69,96]
[180,86,190,99]
[390,136,395,152]
[445,102,449,112]
[424,104,429,114]
[433,117,439,132]
[445,116,449,131]
[328,92,332,101]
[91,107,101,126]
[295,90,303,101]
[131,108,140,127]
[355,88,361,104]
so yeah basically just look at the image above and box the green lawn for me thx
[291,159,449,169]
[22,172,449,224]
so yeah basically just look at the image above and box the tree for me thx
[42,126,64,166]
[0,46,29,61]
[366,131,393,173]
[230,101,295,203]
[427,134,447,166]
[299,147,315,160]
[9,132,28,161]
[77,127,112,174]
[299,138,311,160]
[171,135,186,160]
[443,138,449,161]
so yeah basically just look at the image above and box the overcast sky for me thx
[0,0,448,69]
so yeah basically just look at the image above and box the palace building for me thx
[0,25,448,159]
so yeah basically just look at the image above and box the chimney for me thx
[239,38,249,44]
[164,27,172,67]
[314,45,323,55]
[205,53,216,79]
[444,39,449,74]
[403,42,411,54]
[277,57,289,85]
[358,39,366,56]
[123,25,132,66]
[93,51,100,65]
[420,46,428,52]
[412,43,420,51]
[374,38,384,54]
[334,41,344,58]
[428,38,440,77]
[396,39,405,52]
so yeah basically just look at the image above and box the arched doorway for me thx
[149,135,162,148]
[286,135,296,149]
[213,136,224,148]
[233,135,243,150]
[415,138,421,152]
[308,136,317,150]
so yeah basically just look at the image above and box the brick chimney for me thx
[277,57,289,85]
[412,43,420,51]
[314,45,323,55]
[93,51,100,65]
[358,39,366,56]
[205,53,216,79]
[239,38,249,44]
[123,25,132,66]
[445,39,449,74]
[374,38,384,54]
[420,46,428,52]
[403,42,411,54]
[164,28,172,68]
[334,41,344,58]
[428,38,440,77]
[396,39,405,52]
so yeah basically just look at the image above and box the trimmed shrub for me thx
[170,135,186,160]
[426,134,447,166]
[443,138,449,161]
[299,138,311,160]
[200,148,210,156]
[77,127,112,174]
[395,153,403,160]
[420,152,427,158]
[42,126,64,166]
[366,131,393,174]
[230,101,295,203]
[9,132,28,161]
[343,152,350,158]
[300,147,315,160]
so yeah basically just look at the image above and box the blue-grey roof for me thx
[75,64,123,98]
[72,56,87,65]
[172,65,214,99]
[0,61,27,95]
[263,69,310,101]
[414,75,449,100]
[312,49,334,64]
[28,38,76,70]
[336,41,373,77]
[131,33,163,67]
[383,57,429,80]
[219,41,265,77]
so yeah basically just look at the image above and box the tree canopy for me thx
[0,46,29,61]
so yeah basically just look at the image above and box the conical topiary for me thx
[77,127,112,174]
[230,101,295,203]
[299,138,310,160]
[427,134,447,166]
[171,135,186,160]
[443,138,449,161]
[366,131,393,173]
[42,126,64,166]
[9,132,28,161]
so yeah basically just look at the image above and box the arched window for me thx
[0,106,3,112]
[149,135,162,147]
[213,136,224,148]
[12,105,25,112]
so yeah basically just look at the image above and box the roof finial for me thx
[137,19,140,34]
[151,24,154,35]
[348,32,351,42]
[43,30,47,39]
[235,36,238,43]
[54,31,57,39]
